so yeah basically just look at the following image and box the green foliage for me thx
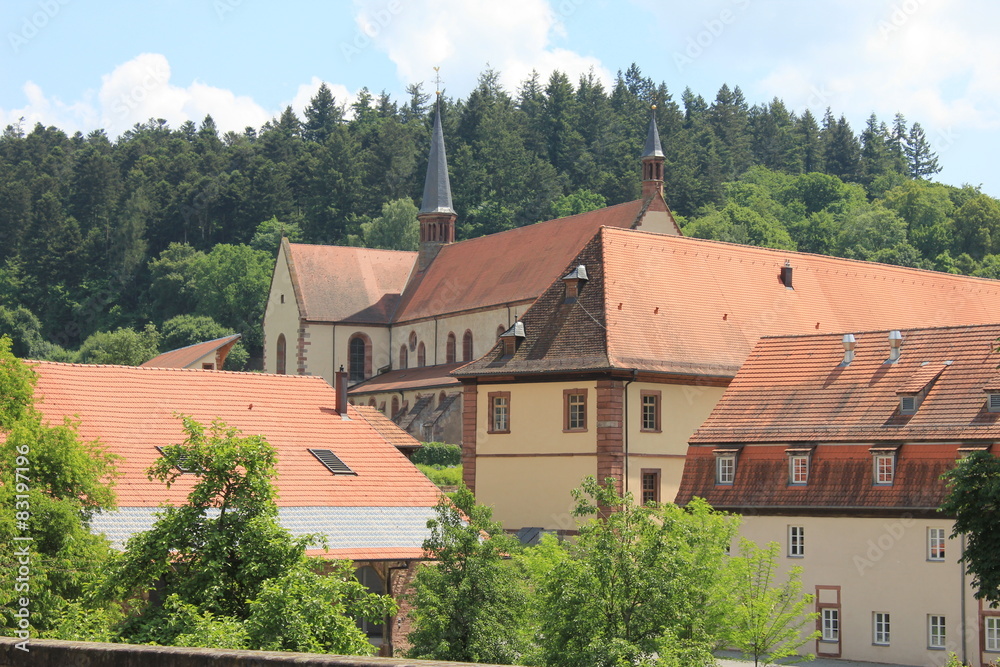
[76,323,160,366]
[549,189,607,218]
[941,451,1000,605]
[99,416,393,652]
[532,477,737,667]
[159,314,249,370]
[250,216,304,253]
[416,464,463,488]
[407,485,530,664]
[412,441,462,467]
[352,197,420,251]
[726,539,819,666]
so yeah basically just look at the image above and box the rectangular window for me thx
[928,527,946,561]
[986,617,1000,652]
[822,608,839,642]
[873,612,890,645]
[641,469,660,504]
[563,389,587,431]
[716,454,736,485]
[789,455,809,484]
[928,615,946,649]
[874,454,895,485]
[788,525,804,557]
[488,392,510,434]
[640,391,661,432]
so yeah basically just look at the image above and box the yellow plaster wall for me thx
[637,209,676,235]
[624,456,686,507]
[191,350,219,370]
[476,455,597,531]
[262,249,299,374]
[739,514,978,666]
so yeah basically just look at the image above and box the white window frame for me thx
[789,454,809,484]
[873,612,890,646]
[716,454,736,485]
[788,525,805,557]
[821,608,839,642]
[986,617,1000,652]
[928,615,946,649]
[874,453,895,485]
[928,527,946,561]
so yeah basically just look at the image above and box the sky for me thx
[2,0,998,196]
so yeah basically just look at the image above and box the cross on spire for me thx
[433,67,443,97]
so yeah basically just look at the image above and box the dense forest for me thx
[1,63,998,368]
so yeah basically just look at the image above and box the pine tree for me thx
[302,83,343,143]
[905,122,941,178]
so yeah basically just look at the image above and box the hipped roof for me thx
[457,227,1000,378]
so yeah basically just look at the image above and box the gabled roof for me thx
[141,334,241,369]
[393,199,650,323]
[457,227,1000,378]
[284,240,416,324]
[676,324,1000,511]
[30,362,443,558]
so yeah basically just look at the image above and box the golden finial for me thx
[434,67,442,96]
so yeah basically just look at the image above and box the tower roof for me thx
[419,103,456,215]
[642,110,664,158]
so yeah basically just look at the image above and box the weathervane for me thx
[434,67,443,97]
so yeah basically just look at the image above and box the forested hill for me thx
[1,64,998,369]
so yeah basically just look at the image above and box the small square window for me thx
[822,608,839,642]
[873,612,890,645]
[928,527,946,561]
[716,454,735,485]
[641,391,661,432]
[488,392,510,434]
[874,454,895,485]
[928,615,946,649]
[641,469,660,504]
[986,617,1000,652]
[788,525,804,557]
[789,455,809,484]
[563,389,587,431]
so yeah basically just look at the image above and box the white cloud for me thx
[349,0,611,96]
[286,77,357,121]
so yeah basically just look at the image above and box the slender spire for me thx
[642,107,664,158]
[419,99,455,215]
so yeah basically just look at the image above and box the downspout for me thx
[434,318,439,365]
[332,325,336,382]
[961,533,967,666]
[623,370,637,495]
[389,324,393,370]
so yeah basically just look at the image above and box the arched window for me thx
[408,331,417,350]
[497,325,506,339]
[439,390,447,405]
[368,397,377,407]
[348,333,371,382]
[446,332,457,363]
[399,345,408,369]
[463,330,474,361]
[391,396,400,417]
[276,334,286,375]
[417,341,426,367]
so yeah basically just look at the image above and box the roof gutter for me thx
[623,369,637,496]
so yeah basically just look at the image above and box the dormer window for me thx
[499,321,525,357]
[789,454,809,485]
[899,394,920,414]
[870,446,898,485]
[562,265,589,303]
[987,392,1000,413]
[714,448,739,485]
[896,362,948,415]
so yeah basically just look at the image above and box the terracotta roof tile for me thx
[141,334,241,369]
[394,200,647,323]
[896,362,948,395]
[348,362,464,394]
[286,242,415,323]
[353,405,423,452]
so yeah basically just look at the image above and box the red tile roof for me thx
[285,241,416,324]
[141,334,241,369]
[458,227,1000,378]
[393,200,648,323]
[675,324,1000,510]
[348,362,464,394]
[353,405,423,452]
[30,362,443,509]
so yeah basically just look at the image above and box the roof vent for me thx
[308,448,356,475]
[156,446,197,474]
[499,321,526,357]
[989,393,1000,412]
[780,260,793,289]
[562,265,589,303]
[841,334,856,365]
[887,330,903,363]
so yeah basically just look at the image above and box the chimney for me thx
[335,365,350,419]
[888,330,903,363]
[841,334,856,365]
[781,260,793,289]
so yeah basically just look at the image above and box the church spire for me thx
[417,83,457,271]
[641,106,665,199]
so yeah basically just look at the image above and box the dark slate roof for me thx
[642,111,664,158]
[419,104,455,215]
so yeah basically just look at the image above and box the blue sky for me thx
[3,0,998,196]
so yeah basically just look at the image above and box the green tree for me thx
[249,216,303,253]
[941,451,1000,605]
[353,197,419,251]
[99,416,395,650]
[549,189,607,218]
[535,477,737,667]
[727,539,819,667]
[76,323,160,366]
[159,314,249,371]
[905,122,941,178]
[954,194,1000,259]
[407,485,530,664]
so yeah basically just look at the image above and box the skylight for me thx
[308,448,357,476]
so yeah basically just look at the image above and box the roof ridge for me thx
[287,242,417,256]
[29,360,331,380]
[758,322,1000,342]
